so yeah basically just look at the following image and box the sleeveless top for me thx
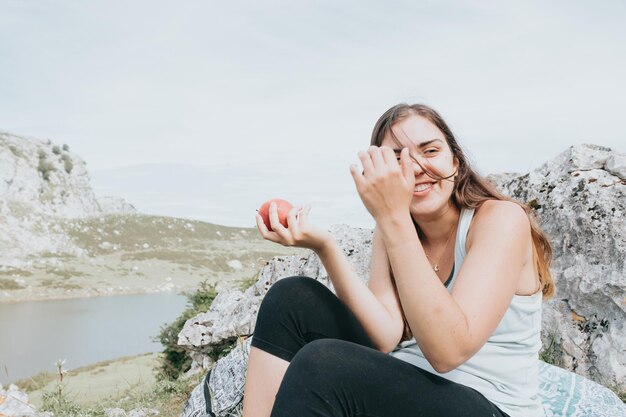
[388,207,544,417]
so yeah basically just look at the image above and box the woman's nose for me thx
[407,154,425,174]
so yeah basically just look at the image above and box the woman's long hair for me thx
[370,103,555,342]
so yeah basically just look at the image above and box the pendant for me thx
[433,264,440,272]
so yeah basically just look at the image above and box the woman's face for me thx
[380,114,459,219]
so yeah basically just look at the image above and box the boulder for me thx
[487,144,625,389]
[0,384,52,417]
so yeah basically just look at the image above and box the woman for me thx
[243,103,554,417]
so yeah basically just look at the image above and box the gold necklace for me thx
[424,221,457,272]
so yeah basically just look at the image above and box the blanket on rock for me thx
[182,337,626,417]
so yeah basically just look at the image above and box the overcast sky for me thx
[1,0,625,228]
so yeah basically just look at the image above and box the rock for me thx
[177,144,625,413]
[487,144,625,390]
[105,407,159,417]
[105,409,128,417]
[0,384,51,416]
[0,131,136,264]
[128,408,159,417]
[98,196,137,214]
[605,153,626,179]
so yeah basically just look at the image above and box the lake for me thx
[0,293,188,384]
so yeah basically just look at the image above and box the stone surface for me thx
[487,143,625,389]
[0,384,52,417]
[177,144,625,413]
[0,131,135,264]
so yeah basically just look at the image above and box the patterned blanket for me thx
[182,337,626,417]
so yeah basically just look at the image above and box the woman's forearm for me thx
[316,239,402,352]
[376,214,471,371]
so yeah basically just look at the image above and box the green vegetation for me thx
[527,198,541,210]
[8,144,24,158]
[607,384,626,402]
[52,145,61,155]
[30,361,203,416]
[37,149,55,181]
[63,143,70,151]
[0,267,32,277]
[539,333,563,367]
[0,278,25,290]
[156,280,220,380]
[61,153,74,173]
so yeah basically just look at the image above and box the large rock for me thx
[177,143,625,409]
[488,144,625,389]
[1,131,100,217]
[0,131,135,264]
[0,384,52,416]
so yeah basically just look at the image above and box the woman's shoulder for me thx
[467,200,531,249]
[473,199,528,221]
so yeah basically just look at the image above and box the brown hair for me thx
[370,103,555,342]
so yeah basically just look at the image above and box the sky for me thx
[1,0,625,229]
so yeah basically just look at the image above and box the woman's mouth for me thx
[413,182,435,196]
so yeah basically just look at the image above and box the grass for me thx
[15,353,203,415]
[539,333,564,368]
[33,371,203,416]
[0,278,25,290]
[0,267,33,277]
[607,384,626,403]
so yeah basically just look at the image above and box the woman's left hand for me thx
[349,146,416,222]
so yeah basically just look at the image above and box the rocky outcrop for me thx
[0,384,51,416]
[487,144,625,390]
[177,144,625,402]
[1,131,99,217]
[0,131,135,264]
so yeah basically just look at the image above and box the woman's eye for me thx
[425,149,438,154]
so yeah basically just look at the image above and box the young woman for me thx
[244,103,554,417]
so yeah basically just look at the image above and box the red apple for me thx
[258,199,294,231]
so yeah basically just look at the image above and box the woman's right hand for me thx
[255,202,333,253]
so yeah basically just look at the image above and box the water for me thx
[0,293,188,384]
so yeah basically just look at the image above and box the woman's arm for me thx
[316,231,404,353]
[255,200,403,352]
[378,200,530,372]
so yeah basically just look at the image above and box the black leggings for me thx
[249,276,511,417]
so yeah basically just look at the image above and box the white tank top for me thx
[388,207,544,417]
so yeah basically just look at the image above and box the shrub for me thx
[52,145,61,155]
[61,153,74,173]
[157,280,218,380]
[62,143,70,151]
[38,153,55,181]
[539,333,564,367]
[8,145,23,158]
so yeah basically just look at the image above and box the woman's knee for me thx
[261,275,328,311]
[290,339,348,371]
[285,339,361,386]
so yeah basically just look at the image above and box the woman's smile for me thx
[413,181,436,197]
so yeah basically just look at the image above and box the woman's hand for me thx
[255,202,333,253]
[349,146,416,222]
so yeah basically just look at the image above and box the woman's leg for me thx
[242,276,377,417]
[270,338,510,417]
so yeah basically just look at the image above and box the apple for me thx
[258,199,294,231]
